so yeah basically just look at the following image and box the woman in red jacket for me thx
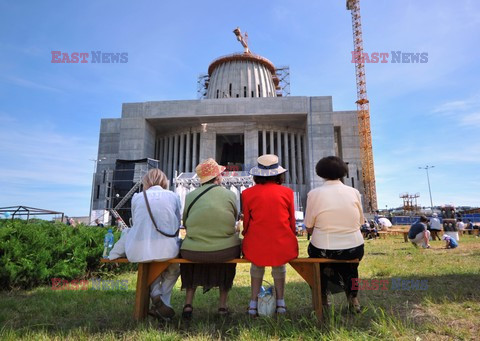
[242,154,298,316]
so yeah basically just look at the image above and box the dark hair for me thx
[203,177,217,185]
[315,156,348,180]
[253,174,285,185]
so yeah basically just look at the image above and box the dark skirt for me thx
[308,243,364,298]
[180,245,241,293]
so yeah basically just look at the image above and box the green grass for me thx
[1,235,479,340]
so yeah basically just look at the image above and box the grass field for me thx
[1,233,479,340]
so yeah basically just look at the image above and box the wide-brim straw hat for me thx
[195,158,226,184]
[249,154,287,177]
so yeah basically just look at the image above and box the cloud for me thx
[0,114,97,215]
[4,76,63,93]
[431,94,480,128]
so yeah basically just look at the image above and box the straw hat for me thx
[195,158,226,184]
[249,154,287,177]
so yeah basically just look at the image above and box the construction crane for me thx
[346,0,377,212]
[233,27,250,54]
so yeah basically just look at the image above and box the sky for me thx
[0,0,479,217]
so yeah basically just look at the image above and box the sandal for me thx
[348,297,361,314]
[218,307,230,317]
[182,304,193,320]
[276,305,287,314]
[247,307,258,317]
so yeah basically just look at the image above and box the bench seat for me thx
[101,257,359,321]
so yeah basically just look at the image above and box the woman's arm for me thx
[288,190,296,234]
[304,191,315,233]
[241,193,249,236]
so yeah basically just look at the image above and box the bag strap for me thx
[143,190,179,238]
[184,184,219,228]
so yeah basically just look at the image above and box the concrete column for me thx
[173,135,179,178]
[167,135,173,180]
[162,137,168,173]
[192,132,198,168]
[244,124,258,170]
[185,132,191,172]
[269,130,274,154]
[276,130,282,164]
[262,130,267,154]
[157,138,162,166]
[307,106,335,190]
[179,133,185,173]
[199,130,215,163]
[283,132,290,183]
[290,133,297,185]
[296,133,304,184]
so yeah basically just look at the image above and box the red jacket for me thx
[242,183,298,266]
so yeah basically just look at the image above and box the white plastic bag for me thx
[257,283,276,316]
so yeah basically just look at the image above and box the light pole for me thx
[418,165,434,210]
[89,157,106,223]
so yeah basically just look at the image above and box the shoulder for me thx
[218,186,235,199]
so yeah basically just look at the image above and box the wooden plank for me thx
[101,257,359,264]
[289,262,314,287]
[147,262,171,286]
[312,263,323,321]
[133,263,150,321]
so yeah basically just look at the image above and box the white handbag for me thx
[257,282,276,317]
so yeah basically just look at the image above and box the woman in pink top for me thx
[304,156,365,313]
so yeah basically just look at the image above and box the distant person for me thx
[465,219,474,235]
[442,234,458,249]
[304,156,365,313]
[69,217,77,227]
[235,214,244,234]
[456,218,465,240]
[407,216,431,248]
[95,219,104,227]
[65,216,70,226]
[429,213,442,241]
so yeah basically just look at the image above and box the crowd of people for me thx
[107,154,365,320]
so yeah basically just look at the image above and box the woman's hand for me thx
[306,227,314,235]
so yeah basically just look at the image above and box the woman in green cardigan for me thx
[180,158,241,318]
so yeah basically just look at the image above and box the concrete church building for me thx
[91,30,363,222]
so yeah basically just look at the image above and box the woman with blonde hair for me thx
[111,168,182,320]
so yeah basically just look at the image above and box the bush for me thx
[0,220,133,290]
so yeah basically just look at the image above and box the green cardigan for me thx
[181,184,240,252]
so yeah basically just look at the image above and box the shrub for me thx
[0,220,133,289]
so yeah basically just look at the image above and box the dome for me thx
[205,53,279,99]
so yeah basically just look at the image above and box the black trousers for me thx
[308,243,364,298]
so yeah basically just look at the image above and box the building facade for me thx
[91,50,364,221]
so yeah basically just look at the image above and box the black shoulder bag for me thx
[143,190,179,238]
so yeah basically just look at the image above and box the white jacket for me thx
[110,186,181,262]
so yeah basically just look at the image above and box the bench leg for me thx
[311,263,323,322]
[134,263,150,321]
[403,233,408,242]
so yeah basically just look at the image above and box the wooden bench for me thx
[101,257,359,322]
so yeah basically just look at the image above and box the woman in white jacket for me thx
[110,169,181,320]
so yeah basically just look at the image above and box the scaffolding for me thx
[399,193,420,214]
[275,66,291,97]
[0,206,64,222]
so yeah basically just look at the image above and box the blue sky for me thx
[1,0,479,217]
